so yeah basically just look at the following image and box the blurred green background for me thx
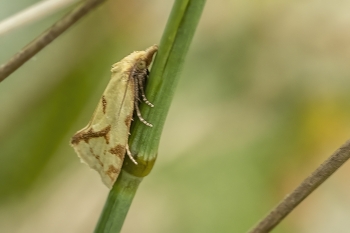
[1,0,350,232]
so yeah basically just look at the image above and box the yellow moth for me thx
[70,45,158,189]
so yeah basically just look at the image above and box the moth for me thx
[70,45,158,189]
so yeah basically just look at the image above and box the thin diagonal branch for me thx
[248,140,350,233]
[0,0,79,36]
[0,0,107,83]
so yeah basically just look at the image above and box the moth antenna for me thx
[126,144,138,165]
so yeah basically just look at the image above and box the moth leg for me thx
[134,101,153,127]
[133,75,153,127]
[126,143,138,165]
[138,75,154,107]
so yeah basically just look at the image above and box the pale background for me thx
[1,0,350,232]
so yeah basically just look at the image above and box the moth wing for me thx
[71,64,135,189]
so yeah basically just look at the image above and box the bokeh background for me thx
[1,0,350,232]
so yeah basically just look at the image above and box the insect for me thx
[70,45,158,189]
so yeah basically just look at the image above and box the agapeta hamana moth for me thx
[70,45,158,189]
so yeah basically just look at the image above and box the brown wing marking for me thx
[71,125,111,145]
[109,145,125,160]
[106,165,120,181]
[101,95,107,114]
[124,114,133,127]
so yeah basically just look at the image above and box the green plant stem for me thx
[94,171,142,233]
[94,0,206,232]
[126,0,207,174]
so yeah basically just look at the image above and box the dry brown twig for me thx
[248,139,350,233]
[0,0,79,36]
[0,0,107,83]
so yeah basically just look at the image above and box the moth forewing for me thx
[70,45,158,189]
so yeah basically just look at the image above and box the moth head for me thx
[137,60,147,70]
[113,45,158,74]
[142,45,158,67]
